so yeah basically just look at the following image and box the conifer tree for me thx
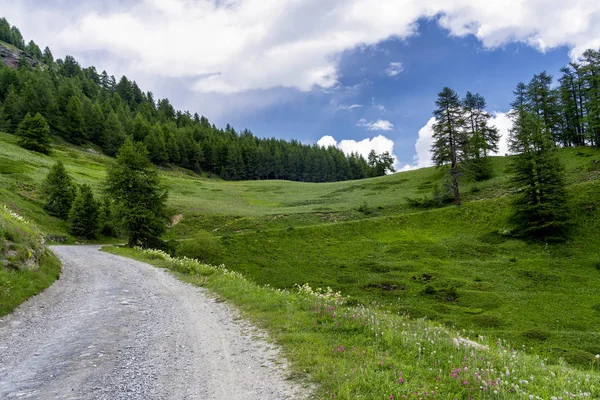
[104,138,169,247]
[69,184,99,239]
[431,87,466,205]
[101,111,126,156]
[16,112,51,154]
[40,161,76,220]
[462,92,499,180]
[508,98,569,240]
[64,96,85,143]
[42,47,54,64]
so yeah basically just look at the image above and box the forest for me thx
[0,17,395,183]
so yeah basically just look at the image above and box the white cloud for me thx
[489,111,512,156]
[318,134,399,169]
[372,97,386,113]
[317,135,338,148]
[385,62,404,76]
[336,104,363,111]
[3,0,599,95]
[357,119,394,131]
[400,117,436,171]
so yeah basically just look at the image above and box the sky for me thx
[2,0,600,170]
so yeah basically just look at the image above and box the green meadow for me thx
[2,131,600,368]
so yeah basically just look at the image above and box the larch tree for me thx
[64,96,85,144]
[508,86,570,240]
[431,87,466,205]
[16,112,51,154]
[40,161,76,220]
[104,138,169,248]
[462,92,500,181]
[69,184,99,239]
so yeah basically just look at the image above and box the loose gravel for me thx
[0,245,307,399]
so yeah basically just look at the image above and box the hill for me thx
[2,131,600,366]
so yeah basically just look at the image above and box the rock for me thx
[0,42,40,69]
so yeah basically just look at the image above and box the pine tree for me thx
[104,138,169,247]
[101,111,126,156]
[462,92,499,181]
[40,161,76,220]
[98,197,116,237]
[144,125,168,165]
[508,106,569,240]
[69,184,99,239]
[82,100,105,144]
[2,86,24,133]
[16,112,51,154]
[42,47,54,64]
[431,87,466,205]
[64,96,86,143]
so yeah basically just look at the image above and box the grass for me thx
[105,246,600,399]
[0,205,61,316]
[2,130,600,376]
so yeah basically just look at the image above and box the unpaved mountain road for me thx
[0,246,306,399]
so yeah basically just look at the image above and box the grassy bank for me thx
[0,205,61,316]
[106,246,600,399]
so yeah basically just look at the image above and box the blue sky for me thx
[2,0,598,168]
[228,19,572,166]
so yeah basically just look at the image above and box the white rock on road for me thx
[0,245,307,399]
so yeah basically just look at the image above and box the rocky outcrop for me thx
[0,42,40,69]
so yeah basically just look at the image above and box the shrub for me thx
[175,230,224,265]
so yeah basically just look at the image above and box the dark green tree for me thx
[16,112,51,154]
[508,107,569,240]
[462,92,499,180]
[104,138,169,247]
[101,111,126,156]
[42,46,54,64]
[431,87,466,205]
[1,86,24,133]
[64,96,85,143]
[367,150,396,177]
[69,184,99,239]
[40,161,76,220]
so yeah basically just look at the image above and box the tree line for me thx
[0,18,395,182]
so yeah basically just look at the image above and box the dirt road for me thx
[0,246,305,399]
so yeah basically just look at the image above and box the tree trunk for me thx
[451,166,461,206]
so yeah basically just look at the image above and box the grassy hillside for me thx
[0,204,61,316]
[2,131,600,366]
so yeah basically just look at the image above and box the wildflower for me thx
[595,354,600,359]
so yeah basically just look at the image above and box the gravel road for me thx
[0,246,307,399]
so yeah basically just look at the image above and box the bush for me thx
[175,230,223,265]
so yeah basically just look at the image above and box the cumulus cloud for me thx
[3,0,600,95]
[357,119,394,131]
[489,111,512,156]
[385,62,404,77]
[317,134,399,169]
[400,117,436,171]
